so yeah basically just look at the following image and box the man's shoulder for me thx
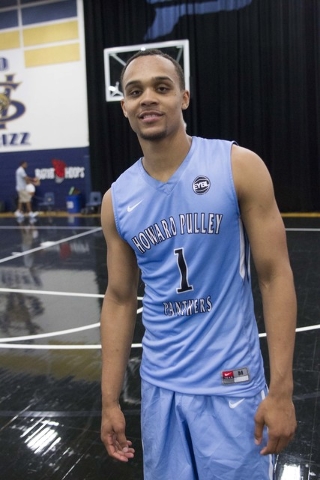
[192,137,237,160]
[113,159,141,184]
[194,136,236,147]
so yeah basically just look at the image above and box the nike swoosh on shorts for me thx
[228,398,245,409]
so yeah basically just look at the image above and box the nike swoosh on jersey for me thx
[127,200,143,212]
[228,398,245,409]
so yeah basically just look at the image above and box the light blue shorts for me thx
[141,380,274,480]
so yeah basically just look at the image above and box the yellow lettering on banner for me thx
[24,43,80,67]
[23,21,79,47]
[0,31,20,50]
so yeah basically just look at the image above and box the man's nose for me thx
[140,88,158,105]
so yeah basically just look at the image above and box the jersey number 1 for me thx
[174,248,193,293]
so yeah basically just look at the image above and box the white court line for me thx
[0,344,102,350]
[1,226,318,231]
[0,227,102,264]
[285,228,320,232]
[0,308,143,343]
[0,287,105,299]
[0,324,318,350]
[0,287,144,303]
[0,226,98,230]
[0,288,143,300]
[0,323,100,343]
[0,343,143,350]
[258,323,320,337]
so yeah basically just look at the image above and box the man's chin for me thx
[139,129,166,141]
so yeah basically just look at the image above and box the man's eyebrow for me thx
[153,76,175,83]
[124,76,175,90]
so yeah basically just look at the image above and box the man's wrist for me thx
[102,397,121,410]
[268,382,294,399]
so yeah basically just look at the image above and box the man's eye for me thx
[157,86,169,93]
[129,89,141,96]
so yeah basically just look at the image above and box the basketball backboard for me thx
[104,39,190,102]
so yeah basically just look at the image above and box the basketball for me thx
[26,183,35,194]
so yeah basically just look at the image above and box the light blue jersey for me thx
[111,137,266,397]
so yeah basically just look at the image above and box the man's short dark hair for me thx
[120,49,186,91]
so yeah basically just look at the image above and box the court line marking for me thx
[0,287,105,298]
[0,308,143,343]
[259,323,320,337]
[0,226,316,264]
[0,324,318,350]
[0,343,142,350]
[0,323,100,343]
[0,344,102,350]
[0,226,98,230]
[0,287,144,302]
[1,226,318,231]
[285,228,320,232]
[0,227,102,264]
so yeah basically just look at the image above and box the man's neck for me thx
[140,132,192,183]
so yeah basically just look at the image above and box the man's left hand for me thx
[254,395,296,455]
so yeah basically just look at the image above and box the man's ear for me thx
[182,90,190,110]
[121,100,128,117]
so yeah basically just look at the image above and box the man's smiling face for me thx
[121,54,189,142]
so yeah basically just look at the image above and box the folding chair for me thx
[38,192,55,211]
[85,191,102,213]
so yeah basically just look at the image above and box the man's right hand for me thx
[101,405,135,462]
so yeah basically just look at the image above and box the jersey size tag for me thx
[221,367,250,385]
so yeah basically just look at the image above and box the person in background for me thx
[100,49,297,479]
[15,161,39,222]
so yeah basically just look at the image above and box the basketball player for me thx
[100,49,297,479]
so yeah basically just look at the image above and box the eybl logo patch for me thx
[193,175,211,194]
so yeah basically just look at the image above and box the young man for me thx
[15,161,39,221]
[100,49,297,479]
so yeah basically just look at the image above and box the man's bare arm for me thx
[100,189,140,461]
[232,145,297,455]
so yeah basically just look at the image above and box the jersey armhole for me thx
[228,141,241,216]
[110,185,123,239]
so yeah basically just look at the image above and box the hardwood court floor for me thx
[0,212,319,479]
